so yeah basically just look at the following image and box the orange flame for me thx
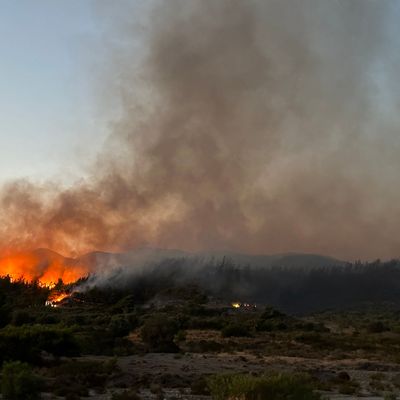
[0,249,88,287]
[46,291,71,307]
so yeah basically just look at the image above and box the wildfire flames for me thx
[0,249,88,287]
[231,302,257,310]
[45,291,71,307]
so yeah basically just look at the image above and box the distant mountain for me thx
[0,248,85,284]
[76,247,345,271]
[201,251,344,269]
[33,248,77,265]
[77,247,189,272]
[1,247,344,281]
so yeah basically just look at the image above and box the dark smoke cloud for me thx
[1,0,400,260]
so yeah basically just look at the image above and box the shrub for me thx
[0,304,11,328]
[65,394,81,400]
[111,389,140,400]
[174,330,186,342]
[384,393,397,400]
[191,376,210,395]
[36,313,58,325]
[391,373,400,388]
[296,322,329,333]
[111,295,137,313]
[159,285,207,304]
[208,373,321,400]
[370,372,385,381]
[369,379,385,394]
[53,382,88,398]
[141,315,179,352]
[261,307,285,320]
[11,310,32,326]
[337,371,350,381]
[0,324,79,364]
[257,320,289,332]
[221,323,251,338]
[113,337,135,356]
[186,339,223,353]
[187,317,224,330]
[108,315,132,337]
[338,380,360,395]
[48,359,118,397]
[367,321,388,333]
[1,361,42,400]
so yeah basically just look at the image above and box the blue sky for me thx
[1,0,399,190]
[0,0,105,184]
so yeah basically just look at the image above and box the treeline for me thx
[79,257,400,314]
[2,258,400,315]
[0,277,49,327]
[203,258,400,313]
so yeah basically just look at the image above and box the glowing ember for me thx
[45,291,71,307]
[231,302,257,310]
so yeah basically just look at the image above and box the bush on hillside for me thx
[141,315,179,352]
[0,324,79,364]
[1,361,42,400]
[208,372,321,400]
[221,323,252,338]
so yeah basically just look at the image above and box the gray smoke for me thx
[1,0,400,260]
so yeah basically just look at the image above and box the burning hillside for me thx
[0,248,88,287]
[0,246,345,299]
[45,290,71,307]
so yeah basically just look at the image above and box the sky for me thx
[1,1,400,260]
[1,0,399,187]
[0,0,104,184]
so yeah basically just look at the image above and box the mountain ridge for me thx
[32,247,346,270]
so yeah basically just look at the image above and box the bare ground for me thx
[76,352,400,400]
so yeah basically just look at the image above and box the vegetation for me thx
[1,361,42,400]
[208,373,321,400]
[0,324,79,364]
[1,261,400,398]
[141,315,179,352]
[111,390,140,400]
[44,359,118,398]
[221,323,252,337]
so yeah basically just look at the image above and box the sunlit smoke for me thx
[0,0,400,283]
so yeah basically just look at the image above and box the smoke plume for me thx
[1,0,400,260]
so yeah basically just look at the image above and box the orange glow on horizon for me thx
[0,249,88,286]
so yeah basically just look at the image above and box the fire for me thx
[0,248,88,287]
[231,302,257,310]
[45,291,71,307]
